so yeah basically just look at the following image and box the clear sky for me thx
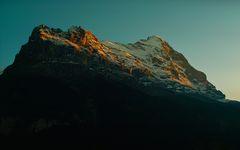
[0,0,239,100]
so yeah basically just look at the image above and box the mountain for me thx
[3,25,225,100]
[0,25,240,149]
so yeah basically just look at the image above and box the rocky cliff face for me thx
[3,25,225,100]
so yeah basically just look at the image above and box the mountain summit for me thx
[3,25,225,100]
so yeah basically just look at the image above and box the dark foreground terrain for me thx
[0,73,240,149]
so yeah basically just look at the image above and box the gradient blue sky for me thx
[0,0,239,100]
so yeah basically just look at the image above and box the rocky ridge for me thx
[3,25,225,101]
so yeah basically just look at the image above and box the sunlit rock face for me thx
[3,25,225,100]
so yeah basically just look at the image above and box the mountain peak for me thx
[147,35,164,41]
[3,25,225,101]
[137,35,164,48]
[135,35,173,55]
[68,25,85,33]
[27,25,106,58]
